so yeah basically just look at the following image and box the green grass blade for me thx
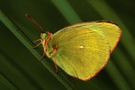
[51,0,82,23]
[0,73,18,90]
[106,61,131,90]
[0,10,73,90]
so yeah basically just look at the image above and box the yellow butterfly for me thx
[26,14,122,81]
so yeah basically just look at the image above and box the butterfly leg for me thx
[53,56,58,73]
[40,46,47,60]
[50,46,59,73]
[33,39,41,42]
[40,52,46,60]
[33,39,41,48]
[33,42,41,48]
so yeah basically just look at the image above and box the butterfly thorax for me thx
[40,32,52,56]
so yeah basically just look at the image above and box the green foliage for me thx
[0,0,135,90]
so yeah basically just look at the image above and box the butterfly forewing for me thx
[46,26,110,80]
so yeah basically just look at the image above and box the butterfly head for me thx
[40,32,47,40]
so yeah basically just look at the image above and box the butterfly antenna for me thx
[25,14,45,32]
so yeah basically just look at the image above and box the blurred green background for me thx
[0,0,135,90]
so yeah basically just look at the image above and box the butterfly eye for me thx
[40,33,47,39]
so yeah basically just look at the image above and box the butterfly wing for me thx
[67,21,122,52]
[46,25,110,80]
